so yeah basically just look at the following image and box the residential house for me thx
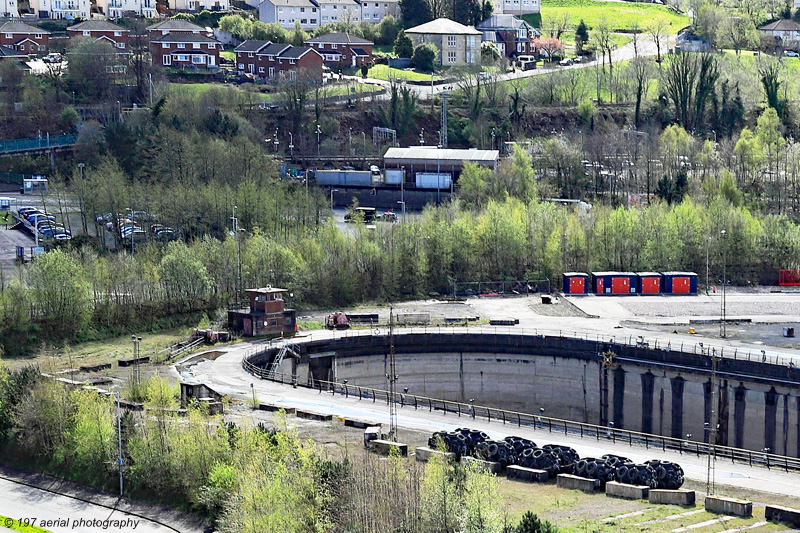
[146,19,207,38]
[0,44,26,59]
[316,0,360,25]
[150,32,220,69]
[404,18,481,66]
[96,0,157,18]
[759,19,800,51]
[67,20,130,54]
[258,0,319,30]
[235,39,324,80]
[476,14,538,59]
[358,0,398,23]
[304,32,372,68]
[0,0,18,18]
[169,0,229,12]
[0,21,50,55]
[496,0,540,16]
[28,0,90,20]
[674,30,712,53]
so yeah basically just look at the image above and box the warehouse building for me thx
[383,147,500,190]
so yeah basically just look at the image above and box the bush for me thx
[412,43,437,72]
[394,31,413,59]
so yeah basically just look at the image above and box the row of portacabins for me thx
[563,272,698,295]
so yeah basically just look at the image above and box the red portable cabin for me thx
[563,272,589,294]
[592,272,637,295]
[779,269,800,286]
[637,272,662,294]
[661,272,698,294]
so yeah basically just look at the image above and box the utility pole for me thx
[440,92,450,148]
[706,351,720,495]
[720,229,727,338]
[116,391,123,497]
[387,305,398,442]
[231,206,242,307]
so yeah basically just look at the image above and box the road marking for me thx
[602,510,649,522]
[724,521,769,532]
[637,509,705,525]
[672,516,735,532]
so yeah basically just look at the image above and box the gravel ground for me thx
[618,294,800,318]
[529,297,591,317]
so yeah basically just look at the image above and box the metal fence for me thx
[452,279,551,298]
[0,133,78,154]
[242,350,800,473]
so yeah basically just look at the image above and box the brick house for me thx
[0,44,26,60]
[476,14,539,59]
[304,32,372,68]
[0,21,50,55]
[67,20,129,54]
[150,32,220,69]
[234,40,323,81]
[146,19,208,39]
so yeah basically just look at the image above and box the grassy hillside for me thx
[525,0,689,32]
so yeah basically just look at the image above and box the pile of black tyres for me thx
[427,429,684,489]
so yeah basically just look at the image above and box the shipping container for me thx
[315,170,373,187]
[779,269,800,286]
[563,272,589,294]
[661,272,697,294]
[637,272,662,294]
[385,169,404,185]
[591,272,637,295]
[415,173,452,190]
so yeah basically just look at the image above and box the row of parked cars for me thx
[17,207,72,241]
[98,211,176,243]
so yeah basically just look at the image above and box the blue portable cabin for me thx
[563,272,589,294]
[637,272,662,294]
[661,272,698,294]
[591,272,638,295]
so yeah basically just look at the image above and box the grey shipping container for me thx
[316,170,372,187]
[385,169,404,185]
[415,173,452,190]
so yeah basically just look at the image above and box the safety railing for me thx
[0,133,78,154]
[242,351,800,473]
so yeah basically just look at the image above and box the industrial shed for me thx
[662,272,698,294]
[591,272,637,295]
[563,272,589,294]
[637,272,662,294]
[383,147,500,189]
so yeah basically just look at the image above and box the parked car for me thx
[784,50,799,57]
[559,58,574,66]
[43,53,61,63]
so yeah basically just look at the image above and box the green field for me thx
[169,82,382,102]
[527,0,689,32]
[221,48,235,61]
[367,64,440,81]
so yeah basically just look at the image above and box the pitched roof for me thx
[67,20,127,32]
[404,18,481,36]
[279,45,313,59]
[261,42,292,55]
[759,19,800,31]
[0,44,25,58]
[150,33,219,43]
[305,32,373,45]
[235,40,271,52]
[350,47,370,56]
[266,0,316,6]
[0,21,50,34]
[477,14,531,31]
[146,19,205,32]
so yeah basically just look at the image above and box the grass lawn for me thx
[367,64,440,81]
[170,81,382,103]
[374,44,394,54]
[221,47,235,61]
[525,0,688,32]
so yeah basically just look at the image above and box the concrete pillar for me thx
[613,366,625,429]
[734,383,747,449]
[766,387,778,454]
[670,376,685,439]
[641,372,655,434]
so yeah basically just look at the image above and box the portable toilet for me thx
[563,272,589,294]
[662,272,698,294]
[637,272,662,294]
[592,272,638,295]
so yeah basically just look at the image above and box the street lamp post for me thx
[436,137,441,205]
[231,206,242,307]
[315,124,322,157]
[349,127,352,155]
[273,128,279,153]
[720,229,727,338]
[400,165,405,222]
[705,236,711,295]
[288,132,294,158]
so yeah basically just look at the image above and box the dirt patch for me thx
[529,297,593,318]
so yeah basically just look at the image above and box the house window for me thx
[334,4,337,8]
[312,7,316,11]
[269,66,274,76]
[447,51,456,63]
[177,54,188,61]
[208,43,215,48]
[289,58,295,63]
[311,18,317,22]
[259,66,264,72]
[83,30,90,35]
[114,31,122,36]
[163,55,171,65]
[289,70,296,81]
[5,34,11,39]
[192,55,205,64]
[162,43,170,48]
[290,7,294,11]
[448,35,456,47]
[466,51,475,63]
[517,42,524,52]
[322,15,328,20]
[300,6,304,11]
[301,18,307,23]
[363,13,369,18]
[35,34,42,39]
[332,43,337,48]
[467,36,476,47]
[248,52,254,57]
[278,6,282,10]
[238,63,244,69]
[373,13,378,17]
[116,42,125,48]
[193,42,200,49]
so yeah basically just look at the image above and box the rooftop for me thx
[0,44,25,57]
[0,21,50,34]
[477,14,532,31]
[404,18,481,36]
[150,33,219,43]
[759,19,800,31]
[305,32,373,45]
[248,287,288,294]
[146,19,205,32]
[67,20,127,32]
[235,40,271,52]
[384,147,499,164]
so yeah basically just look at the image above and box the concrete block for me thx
[506,465,549,483]
[344,418,372,429]
[370,440,408,456]
[415,446,456,463]
[605,481,649,500]
[556,474,601,492]
[649,489,696,506]
[460,456,503,474]
[705,496,752,517]
[765,505,800,527]
[257,403,295,414]
[296,410,332,421]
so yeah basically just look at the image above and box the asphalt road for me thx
[0,478,176,533]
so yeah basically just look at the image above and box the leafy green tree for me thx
[575,20,589,55]
[459,460,505,533]
[399,0,432,28]
[27,250,92,338]
[412,43,438,72]
[421,453,459,532]
[516,511,559,533]
[67,389,116,482]
[459,162,493,208]
[158,241,212,311]
[394,31,414,58]
[376,81,418,136]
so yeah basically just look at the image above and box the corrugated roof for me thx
[305,32,372,45]
[0,21,50,34]
[637,272,661,277]
[67,20,127,32]
[661,271,697,276]
[591,272,636,276]
[563,272,588,277]
[384,147,499,163]
[404,18,482,35]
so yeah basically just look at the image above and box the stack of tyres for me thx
[542,445,580,474]
[645,460,685,489]
[614,463,658,488]
[456,428,490,455]
[574,458,617,483]
[516,448,561,475]
[504,436,537,455]
[474,440,516,467]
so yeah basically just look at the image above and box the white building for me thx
[358,0,398,23]
[317,0,360,25]
[29,0,91,20]
[259,0,319,30]
[0,0,18,19]
[169,0,229,12]
[96,0,157,18]
[496,0,540,16]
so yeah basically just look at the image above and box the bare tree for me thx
[630,57,651,127]
[427,0,450,19]
[555,12,571,40]
[647,16,670,63]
